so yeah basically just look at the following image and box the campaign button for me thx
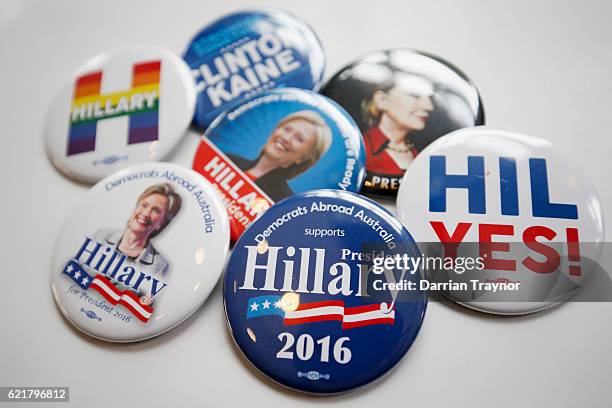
[396,127,604,314]
[322,49,484,196]
[51,162,229,342]
[45,46,196,183]
[223,190,427,393]
[192,88,366,241]
[183,9,325,129]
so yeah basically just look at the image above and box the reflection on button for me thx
[195,246,206,264]
[247,327,256,342]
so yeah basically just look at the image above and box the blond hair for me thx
[362,72,435,128]
[272,110,332,178]
[136,183,182,237]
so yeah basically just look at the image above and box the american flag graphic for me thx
[63,259,153,323]
[246,295,395,329]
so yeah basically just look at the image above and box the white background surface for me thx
[1,0,611,406]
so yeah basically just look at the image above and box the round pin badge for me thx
[322,49,484,196]
[45,46,196,183]
[396,127,604,315]
[223,190,427,394]
[183,9,325,129]
[192,88,366,241]
[51,162,229,342]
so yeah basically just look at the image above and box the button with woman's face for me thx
[322,49,485,196]
[183,9,326,129]
[128,193,168,235]
[192,88,366,242]
[50,162,230,342]
[263,118,319,167]
[45,46,196,184]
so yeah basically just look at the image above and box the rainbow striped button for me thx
[45,46,196,183]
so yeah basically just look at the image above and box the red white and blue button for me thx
[51,162,229,341]
[223,190,427,393]
[192,88,366,241]
[396,127,604,314]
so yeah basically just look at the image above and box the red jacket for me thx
[364,126,417,177]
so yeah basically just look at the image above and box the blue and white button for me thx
[223,190,427,393]
[183,9,325,129]
[51,162,229,341]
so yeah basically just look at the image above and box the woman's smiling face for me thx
[127,193,169,237]
[380,75,435,131]
[262,118,318,167]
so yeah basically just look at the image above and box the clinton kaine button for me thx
[51,163,229,342]
[223,190,427,393]
[322,49,484,196]
[183,9,325,129]
[45,46,196,183]
[396,128,604,315]
[192,88,366,241]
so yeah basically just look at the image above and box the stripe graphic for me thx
[67,60,162,156]
[246,295,395,329]
[89,275,153,323]
[63,259,154,323]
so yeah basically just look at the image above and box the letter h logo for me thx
[66,60,162,156]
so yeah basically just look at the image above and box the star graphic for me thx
[274,301,281,309]
[74,271,81,279]
[250,302,259,312]
[262,300,271,309]
[81,277,89,286]
[66,264,74,273]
